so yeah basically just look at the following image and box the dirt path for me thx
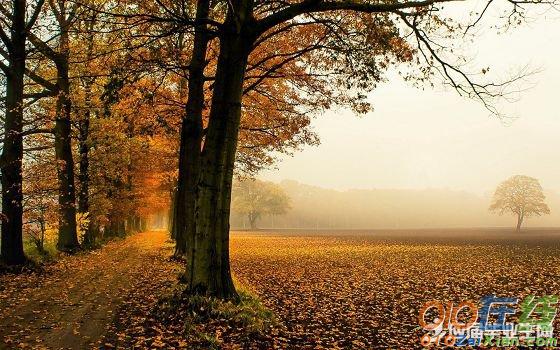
[0,231,179,350]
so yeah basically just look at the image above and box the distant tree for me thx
[232,179,291,229]
[490,175,550,232]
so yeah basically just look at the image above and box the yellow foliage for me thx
[76,213,91,244]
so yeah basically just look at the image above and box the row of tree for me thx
[0,0,182,263]
[1,0,553,298]
[0,0,318,266]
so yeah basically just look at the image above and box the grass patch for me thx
[21,231,132,265]
[23,239,59,264]
[155,284,278,349]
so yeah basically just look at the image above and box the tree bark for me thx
[108,216,125,237]
[169,185,177,239]
[78,16,96,247]
[54,27,79,252]
[173,113,200,256]
[188,4,254,298]
[0,0,27,265]
[78,115,90,215]
[78,101,92,245]
[174,0,209,258]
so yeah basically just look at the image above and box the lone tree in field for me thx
[232,179,291,229]
[490,175,550,232]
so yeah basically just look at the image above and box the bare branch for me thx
[27,0,47,30]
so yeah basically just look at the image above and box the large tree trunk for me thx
[0,0,27,265]
[188,8,254,298]
[174,0,209,257]
[54,39,79,252]
[173,114,200,256]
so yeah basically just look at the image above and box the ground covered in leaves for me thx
[231,229,560,349]
[4,229,560,349]
[0,231,180,349]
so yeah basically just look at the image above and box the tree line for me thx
[1,0,554,299]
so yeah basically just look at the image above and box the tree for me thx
[23,153,58,253]
[0,0,46,265]
[173,0,210,257]
[232,179,291,229]
[490,175,550,232]
[74,7,99,246]
[28,0,81,252]
[165,0,411,298]
[142,0,552,298]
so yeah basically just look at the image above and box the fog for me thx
[260,10,560,196]
[247,9,560,230]
[230,180,560,230]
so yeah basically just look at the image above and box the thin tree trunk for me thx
[140,218,147,232]
[77,117,90,209]
[78,105,91,245]
[39,217,45,252]
[516,213,524,232]
[78,16,95,247]
[189,7,254,298]
[108,216,125,236]
[169,186,177,239]
[249,213,257,230]
[0,0,27,265]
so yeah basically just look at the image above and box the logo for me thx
[418,295,558,347]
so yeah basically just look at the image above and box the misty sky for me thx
[261,5,560,196]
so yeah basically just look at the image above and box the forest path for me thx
[0,231,178,350]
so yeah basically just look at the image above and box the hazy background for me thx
[251,6,560,229]
[230,180,560,229]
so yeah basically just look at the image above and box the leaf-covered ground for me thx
[230,230,560,349]
[3,229,560,349]
[0,231,180,350]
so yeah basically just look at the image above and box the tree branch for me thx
[26,0,47,31]
[25,67,58,92]
[255,0,456,34]
[28,32,63,63]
